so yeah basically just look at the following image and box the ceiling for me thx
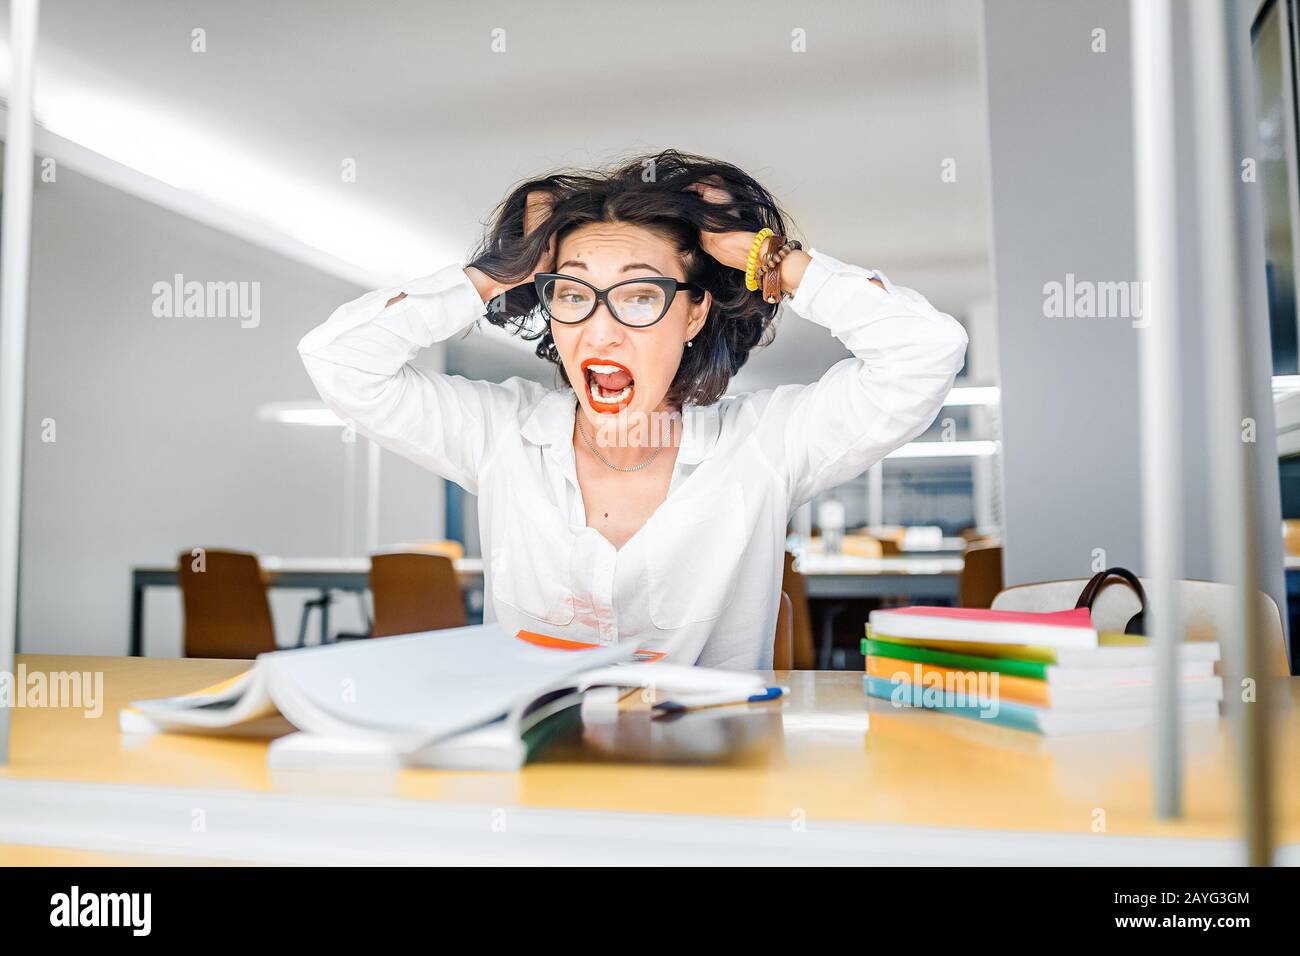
[6,0,993,390]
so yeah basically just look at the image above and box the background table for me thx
[130,553,960,657]
[794,553,964,667]
[796,553,964,600]
[129,556,484,656]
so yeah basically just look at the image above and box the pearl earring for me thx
[686,340,694,348]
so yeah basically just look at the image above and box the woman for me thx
[298,150,968,668]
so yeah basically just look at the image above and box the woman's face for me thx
[548,222,710,424]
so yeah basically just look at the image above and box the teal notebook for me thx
[864,675,1042,732]
[863,676,1220,736]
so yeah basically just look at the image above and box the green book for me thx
[521,696,585,762]
[861,637,1049,680]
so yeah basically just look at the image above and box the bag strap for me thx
[1074,567,1148,635]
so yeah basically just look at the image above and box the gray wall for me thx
[20,166,443,656]
[983,0,1287,652]
[984,0,1144,579]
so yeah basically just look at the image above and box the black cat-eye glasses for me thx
[533,273,700,329]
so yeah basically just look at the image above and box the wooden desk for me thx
[130,556,485,657]
[2,655,1297,865]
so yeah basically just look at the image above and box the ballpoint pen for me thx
[652,685,790,715]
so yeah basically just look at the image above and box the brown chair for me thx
[992,577,1291,678]
[177,549,278,659]
[781,551,816,669]
[773,591,794,670]
[872,526,906,556]
[960,544,1004,609]
[1283,520,1300,557]
[370,552,468,637]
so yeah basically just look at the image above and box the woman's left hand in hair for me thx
[684,180,760,272]
[685,180,813,293]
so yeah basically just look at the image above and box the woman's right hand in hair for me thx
[463,190,556,305]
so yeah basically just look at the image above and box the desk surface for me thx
[3,655,1297,865]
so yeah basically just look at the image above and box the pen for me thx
[653,685,789,714]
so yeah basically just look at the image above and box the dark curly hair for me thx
[464,149,796,407]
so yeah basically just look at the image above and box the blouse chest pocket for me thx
[646,481,748,630]
[488,487,576,627]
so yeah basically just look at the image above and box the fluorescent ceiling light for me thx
[887,440,998,459]
[0,39,456,286]
[257,402,344,427]
[0,45,539,355]
[1273,375,1300,397]
[38,89,440,282]
[943,385,1000,406]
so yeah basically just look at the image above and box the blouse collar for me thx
[520,388,722,466]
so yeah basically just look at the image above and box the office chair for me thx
[177,549,278,659]
[370,552,468,637]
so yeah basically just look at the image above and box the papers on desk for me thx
[863,606,1223,735]
[118,624,766,770]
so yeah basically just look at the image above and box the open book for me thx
[119,624,767,771]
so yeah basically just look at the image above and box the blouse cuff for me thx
[786,248,894,330]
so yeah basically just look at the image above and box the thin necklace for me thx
[575,410,666,473]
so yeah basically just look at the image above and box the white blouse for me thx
[298,248,968,668]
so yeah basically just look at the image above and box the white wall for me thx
[19,166,444,656]
[983,0,1287,648]
[983,0,1145,580]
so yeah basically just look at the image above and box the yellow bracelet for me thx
[745,228,774,292]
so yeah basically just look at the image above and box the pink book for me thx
[867,605,1098,649]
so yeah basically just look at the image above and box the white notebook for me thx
[867,606,1099,648]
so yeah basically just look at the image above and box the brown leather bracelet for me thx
[756,236,787,277]
[762,257,783,304]
[759,243,788,302]
[757,237,801,303]
[754,235,778,276]
[757,237,800,277]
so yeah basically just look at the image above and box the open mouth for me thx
[581,358,635,413]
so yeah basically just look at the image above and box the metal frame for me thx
[0,0,40,765]
[1131,0,1186,820]
[1257,0,1300,357]
[1202,0,1278,867]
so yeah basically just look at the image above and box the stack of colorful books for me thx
[863,606,1222,735]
